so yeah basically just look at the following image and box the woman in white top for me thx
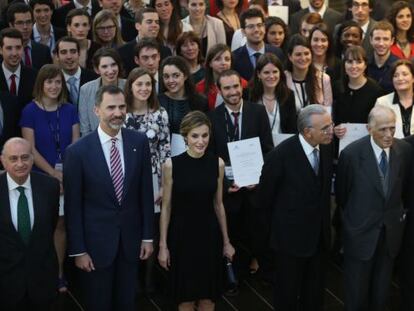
[182,0,226,57]
[285,34,333,112]
[376,59,414,138]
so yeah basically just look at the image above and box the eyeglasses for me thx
[352,2,369,9]
[14,20,33,26]
[244,23,265,30]
[311,123,334,134]
[96,25,116,32]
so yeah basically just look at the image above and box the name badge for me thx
[225,166,234,180]
[55,162,63,172]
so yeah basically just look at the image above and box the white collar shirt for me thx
[7,174,35,230]
[97,125,125,174]
[2,62,21,94]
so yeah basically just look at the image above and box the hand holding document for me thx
[338,123,368,154]
[227,137,264,188]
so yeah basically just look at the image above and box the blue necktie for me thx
[312,148,319,175]
[68,77,79,105]
[379,150,388,176]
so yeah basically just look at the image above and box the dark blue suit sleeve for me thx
[139,136,154,241]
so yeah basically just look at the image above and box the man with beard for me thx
[64,85,154,311]
[367,21,398,94]
[232,8,284,81]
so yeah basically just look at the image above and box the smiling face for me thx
[186,124,210,156]
[258,62,280,89]
[154,0,173,23]
[95,56,119,84]
[43,75,63,100]
[341,26,362,48]
[1,140,33,185]
[396,7,412,32]
[162,64,186,96]
[33,4,52,27]
[344,56,366,80]
[243,17,265,45]
[99,0,122,15]
[180,39,199,62]
[209,50,231,75]
[132,74,152,102]
[218,74,243,107]
[310,29,329,57]
[1,37,23,71]
[188,0,206,19]
[393,64,414,93]
[136,12,160,38]
[266,24,285,47]
[370,29,393,57]
[95,92,126,135]
[289,45,312,71]
[56,41,80,74]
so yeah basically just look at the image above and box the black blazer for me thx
[0,172,59,307]
[117,39,172,75]
[0,92,22,152]
[259,135,333,256]
[336,136,413,260]
[290,8,343,35]
[51,0,101,29]
[281,0,302,15]
[80,67,98,87]
[120,16,138,42]
[0,64,37,107]
[232,44,285,81]
[403,135,414,248]
[31,41,52,70]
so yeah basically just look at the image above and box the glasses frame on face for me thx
[14,19,33,26]
[244,22,265,31]
[310,122,334,135]
[351,1,369,9]
[96,24,116,32]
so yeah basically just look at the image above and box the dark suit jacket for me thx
[336,136,413,260]
[79,67,98,87]
[63,128,154,268]
[281,0,301,15]
[0,92,22,152]
[51,0,101,29]
[232,44,285,81]
[290,7,343,35]
[0,64,37,107]
[117,39,172,75]
[259,135,333,256]
[31,41,52,70]
[0,172,59,307]
[120,16,138,42]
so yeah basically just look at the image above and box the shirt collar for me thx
[97,125,123,145]
[299,133,319,156]
[370,135,390,160]
[392,92,400,105]
[63,67,82,82]
[73,0,92,10]
[2,62,21,79]
[246,44,265,57]
[309,3,327,17]
[32,23,54,40]
[7,173,31,191]
[224,99,243,115]
[360,20,369,36]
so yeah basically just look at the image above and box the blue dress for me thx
[20,102,79,172]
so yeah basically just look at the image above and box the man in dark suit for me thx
[0,28,37,107]
[0,137,60,311]
[290,0,342,35]
[0,91,22,152]
[51,0,101,29]
[99,0,136,42]
[267,0,301,16]
[7,2,52,69]
[117,7,171,75]
[55,36,97,105]
[259,104,333,311]
[64,85,154,311]
[209,69,273,289]
[232,8,285,82]
[336,105,413,311]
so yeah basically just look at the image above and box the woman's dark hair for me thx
[33,64,68,104]
[249,53,290,104]
[176,31,203,65]
[160,56,200,107]
[265,16,289,51]
[149,0,182,45]
[390,59,414,89]
[65,8,91,27]
[334,20,363,58]
[203,43,232,96]
[342,45,367,87]
[309,22,335,68]
[216,0,243,13]
[387,1,414,43]
[286,34,319,105]
[124,67,159,112]
[92,47,124,78]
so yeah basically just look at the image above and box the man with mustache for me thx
[64,85,154,311]
[336,105,413,311]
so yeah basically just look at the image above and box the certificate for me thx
[171,133,187,156]
[272,133,294,147]
[268,5,289,24]
[227,137,264,188]
[338,123,368,154]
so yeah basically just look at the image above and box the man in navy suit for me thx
[232,8,285,82]
[64,85,154,311]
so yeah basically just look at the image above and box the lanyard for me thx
[41,102,62,161]
[224,108,240,142]
[263,97,279,131]
[293,80,308,108]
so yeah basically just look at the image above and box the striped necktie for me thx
[110,138,123,204]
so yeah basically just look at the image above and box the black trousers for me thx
[273,248,326,311]
[344,228,394,311]
[79,243,138,311]
[2,293,53,311]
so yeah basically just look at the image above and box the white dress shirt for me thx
[97,125,125,174]
[370,136,390,165]
[360,20,369,40]
[299,133,319,168]
[74,0,92,15]
[2,62,21,93]
[7,174,34,230]
[309,2,327,18]
[224,100,244,141]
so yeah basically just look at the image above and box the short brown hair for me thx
[180,110,211,138]
[176,31,203,65]
[0,28,23,47]
[370,20,395,38]
[33,64,68,104]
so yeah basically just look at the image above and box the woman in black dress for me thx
[158,111,235,310]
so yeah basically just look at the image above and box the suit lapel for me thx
[30,174,43,245]
[241,102,249,139]
[241,46,253,79]
[361,139,384,197]
[0,69,8,93]
[121,129,136,200]
[387,142,401,198]
[293,136,319,182]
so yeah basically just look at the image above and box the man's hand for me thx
[75,253,95,272]
[228,183,240,193]
[140,241,154,260]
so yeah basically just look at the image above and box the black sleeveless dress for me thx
[169,151,223,304]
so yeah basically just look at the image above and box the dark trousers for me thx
[273,249,326,311]
[344,228,394,311]
[79,244,138,311]
[2,293,53,311]
[400,238,414,311]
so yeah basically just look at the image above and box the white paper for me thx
[171,133,187,157]
[268,5,289,24]
[227,137,264,188]
[338,123,368,154]
[272,133,294,147]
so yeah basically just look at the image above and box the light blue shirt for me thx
[246,44,265,68]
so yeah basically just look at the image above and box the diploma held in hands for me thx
[227,137,264,188]
[338,123,369,154]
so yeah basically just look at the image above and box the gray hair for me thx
[1,137,32,156]
[368,105,396,128]
[95,85,124,106]
[297,104,329,134]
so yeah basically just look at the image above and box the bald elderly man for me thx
[0,138,60,311]
[336,105,414,311]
